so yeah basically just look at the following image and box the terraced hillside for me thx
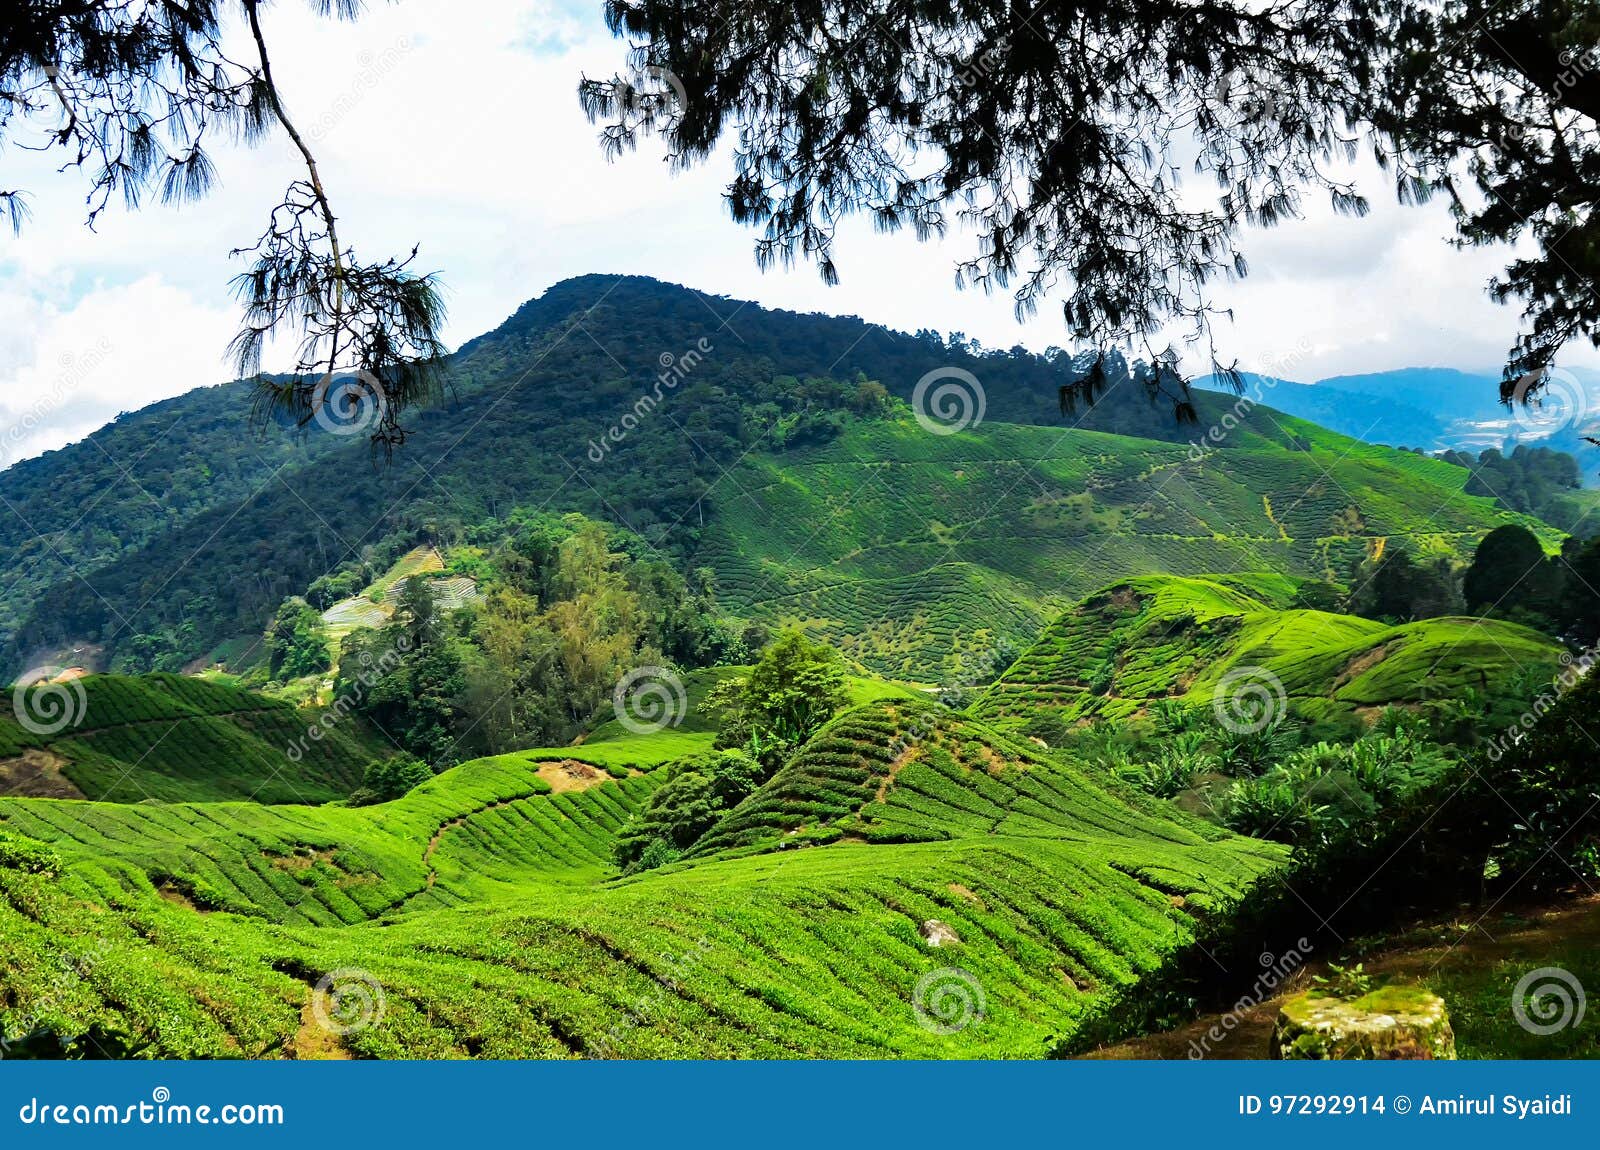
[0,675,385,803]
[971,574,1565,732]
[0,699,1283,1057]
[695,417,1560,680]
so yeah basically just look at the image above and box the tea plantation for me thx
[972,574,1565,732]
[0,698,1283,1057]
[0,674,385,804]
[695,418,1558,680]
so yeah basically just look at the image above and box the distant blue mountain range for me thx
[1197,366,1600,485]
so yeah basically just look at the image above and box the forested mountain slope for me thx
[0,276,1564,681]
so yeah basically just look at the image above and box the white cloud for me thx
[0,277,235,467]
[2,0,1596,468]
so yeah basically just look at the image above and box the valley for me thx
[1,278,1597,1061]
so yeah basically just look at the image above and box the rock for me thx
[919,919,961,947]
[1270,987,1456,1059]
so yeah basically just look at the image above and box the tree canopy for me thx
[580,0,1600,406]
[0,0,444,447]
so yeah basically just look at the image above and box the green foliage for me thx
[265,598,331,680]
[0,673,382,803]
[1463,525,1558,618]
[349,755,433,807]
[0,832,59,875]
[3,279,1559,683]
[705,630,849,766]
[973,573,1564,736]
[614,750,762,870]
[1309,962,1376,1001]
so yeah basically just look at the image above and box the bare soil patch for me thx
[0,749,86,799]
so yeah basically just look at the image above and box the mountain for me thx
[1199,367,1600,489]
[0,276,1571,681]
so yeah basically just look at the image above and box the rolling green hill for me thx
[697,416,1562,679]
[0,697,1282,1057]
[4,276,1567,685]
[0,674,385,803]
[970,574,1565,733]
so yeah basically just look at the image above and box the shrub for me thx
[0,832,59,875]
[349,754,433,806]
[614,750,762,870]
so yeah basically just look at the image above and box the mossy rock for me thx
[1270,986,1456,1059]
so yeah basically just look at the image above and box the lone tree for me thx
[0,0,445,447]
[579,0,1600,411]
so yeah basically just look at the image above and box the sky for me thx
[2,0,1596,466]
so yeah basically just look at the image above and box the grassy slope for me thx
[0,675,384,803]
[971,574,1564,731]
[695,415,1560,680]
[0,697,1282,1058]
